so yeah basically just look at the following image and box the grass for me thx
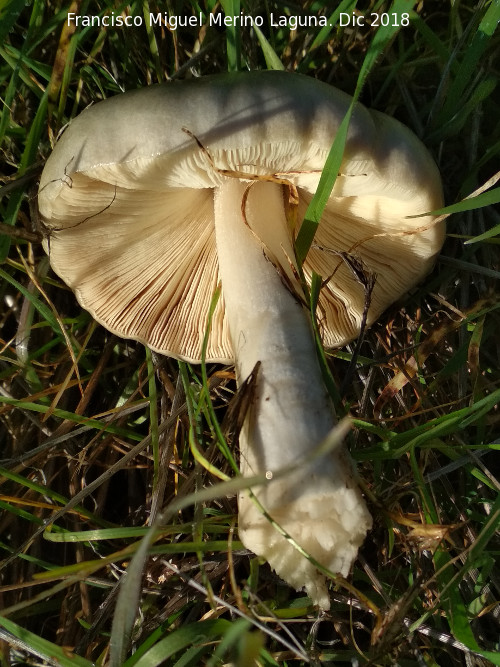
[0,0,499,665]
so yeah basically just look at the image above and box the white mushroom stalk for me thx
[214,178,371,608]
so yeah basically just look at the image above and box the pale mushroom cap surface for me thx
[38,71,444,361]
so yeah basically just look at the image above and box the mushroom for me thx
[38,71,444,609]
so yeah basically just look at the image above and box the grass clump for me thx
[0,1,499,665]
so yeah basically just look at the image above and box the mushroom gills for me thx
[213,177,372,610]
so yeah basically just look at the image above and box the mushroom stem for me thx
[214,178,371,609]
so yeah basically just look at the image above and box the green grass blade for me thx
[295,0,417,262]
[412,186,500,217]
[0,267,62,336]
[0,396,145,440]
[438,2,500,125]
[220,0,241,71]
[295,110,351,263]
[132,619,232,667]
[253,24,284,70]
[0,0,25,47]
[433,495,500,664]
[0,88,48,259]
[0,616,94,667]
[464,221,500,245]
[297,0,357,73]
[199,286,239,474]
[0,467,111,525]
[110,524,158,666]
[145,346,160,494]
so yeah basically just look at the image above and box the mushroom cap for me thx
[38,71,444,362]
